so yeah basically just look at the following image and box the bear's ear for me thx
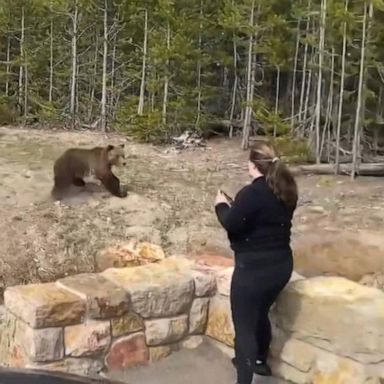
[107,145,115,151]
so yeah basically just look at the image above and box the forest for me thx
[1,0,384,176]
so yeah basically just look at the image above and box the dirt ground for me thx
[1,126,384,297]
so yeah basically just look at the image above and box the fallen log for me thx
[289,163,384,177]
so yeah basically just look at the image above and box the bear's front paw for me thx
[119,185,128,198]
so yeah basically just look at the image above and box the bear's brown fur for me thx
[51,144,128,200]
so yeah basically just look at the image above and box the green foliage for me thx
[0,97,17,125]
[271,137,314,164]
[0,0,382,159]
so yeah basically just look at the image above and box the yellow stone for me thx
[64,320,111,357]
[205,295,234,347]
[275,276,384,364]
[149,346,173,362]
[111,312,144,337]
[4,283,85,328]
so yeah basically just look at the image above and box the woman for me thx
[214,142,298,384]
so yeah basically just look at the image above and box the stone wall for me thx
[203,255,384,384]
[2,252,384,384]
[0,256,216,377]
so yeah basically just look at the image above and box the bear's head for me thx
[107,144,127,166]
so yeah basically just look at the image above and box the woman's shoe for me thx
[231,358,272,377]
[254,360,272,376]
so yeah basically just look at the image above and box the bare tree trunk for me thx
[273,65,281,137]
[351,1,372,179]
[315,0,327,163]
[373,86,382,153]
[49,19,54,103]
[100,0,108,132]
[88,27,99,122]
[70,0,78,124]
[320,48,334,159]
[18,6,25,110]
[290,18,301,131]
[24,50,28,120]
[162,22,170,125]
[5,36,10,97]
[195,1,203,129]
[138,9,148,116]
[109,18,118,120]
[335,0,348,174]
[299,1,311,125]
[229,33,238,138]
[303,45,314,127]
[241,0,255,150]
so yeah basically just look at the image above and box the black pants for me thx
[230,252,293,384]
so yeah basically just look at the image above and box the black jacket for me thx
[215,177,295,262]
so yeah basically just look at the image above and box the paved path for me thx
[106,341,289,384]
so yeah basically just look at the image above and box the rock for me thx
[56,273,130,319]
[189,298,209,334]
[102,264,194,318]
[4,283,85,328]
[26,358,104,376]
[149,346,173,362]
[216,267,233,297]
[205,295,234,347]
[275,276,384,364]
[270,330,316,373]
[96,241,165,272]
[111,312,144,338]
[190,253,234,271]
[24,326,64,362]
[190,269,217,297]
[158,256,217,297]
[182,336,204,350]
[105,332,149,370]
[308,206,326,214]
[64,320,111,357]
[145,315,189,346]
[270,360,309,384]
[135,242,165,263]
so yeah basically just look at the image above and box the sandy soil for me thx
[1,125,384,297]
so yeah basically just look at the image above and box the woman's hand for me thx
[215,189,230,206]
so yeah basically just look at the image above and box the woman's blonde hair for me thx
[249,142,298,208]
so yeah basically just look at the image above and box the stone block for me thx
[275,276,384,364]
[158,256,217,297]
[145,315,189,346]
[4,283,85,328]
[182,335,204,350]
[57,273,130,319]
[205,295,234,347]
[189,298,209,334]
[102,263,194,318]
[105,332,149,370]
[25,326,64,362]
[111,312,144,338]
[26,358,104,376]
[96,241,165,272]
[190,269,217,297]
[149,345,173,362]
[216,267,233,297]
[64,320,111,357]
